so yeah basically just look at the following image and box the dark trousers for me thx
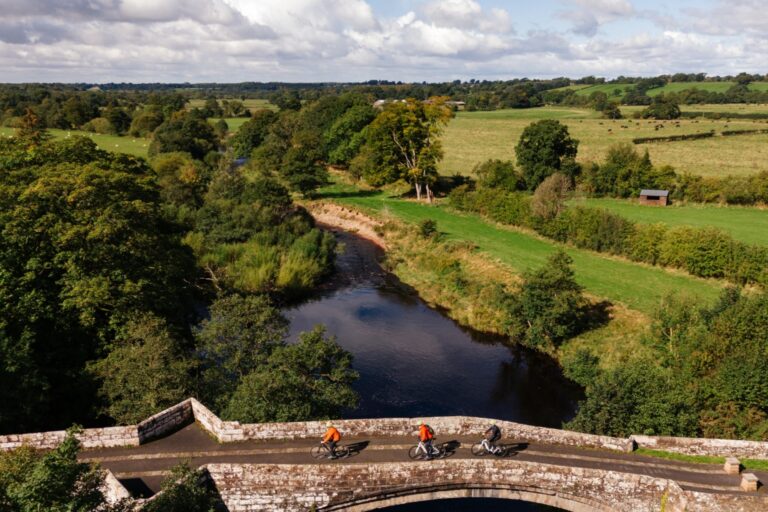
[423,439,434,458]
[324,440,337,457]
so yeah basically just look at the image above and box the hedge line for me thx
[632,131,715,144]
[721,128,768,136]
[449,186,768,287]
[680,111,768,120]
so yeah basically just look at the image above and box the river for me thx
[285,228,581,511]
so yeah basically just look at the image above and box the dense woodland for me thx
[2,80,768,509]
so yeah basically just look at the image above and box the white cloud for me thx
[0,0,765,82]
[559,0,635,36]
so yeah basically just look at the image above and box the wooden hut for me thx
[639,189,669,206]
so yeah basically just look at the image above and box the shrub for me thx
[418,219,438,239]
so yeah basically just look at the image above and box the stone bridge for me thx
[2,398,767,511]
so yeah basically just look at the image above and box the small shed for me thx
[639,189,669,206]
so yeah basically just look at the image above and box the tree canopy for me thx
[355,97,454,200]
[515,120,579,190]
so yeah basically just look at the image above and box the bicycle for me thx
[310,442,350,460]
[470,438,507,457]
[408,440,446,460]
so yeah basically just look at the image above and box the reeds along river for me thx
[284,228,576,511]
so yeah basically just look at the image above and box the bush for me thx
[81,117,114,134]
[504,251,590,350]
[472,159,524,191]
[418,219,438,239]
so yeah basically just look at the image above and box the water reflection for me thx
[286,268,580,426]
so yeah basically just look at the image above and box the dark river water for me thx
[285,229,581,511]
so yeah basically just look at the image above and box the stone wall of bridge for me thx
[3,397,768,460]
[203,459,696,512]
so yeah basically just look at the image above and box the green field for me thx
[558,82,768,98]
[214,117,250,133]
[572,198,768,247]
[188,98,276,111]
[318,183,722,314]
[0,127,149,158]
[440,107,768,178]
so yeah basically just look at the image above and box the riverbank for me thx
[305,200,651,375]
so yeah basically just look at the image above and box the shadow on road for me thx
[344,440,371,458]
[440,440,462,458]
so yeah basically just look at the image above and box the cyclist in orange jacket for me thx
[322,422,341,459]
[418,420,435,460]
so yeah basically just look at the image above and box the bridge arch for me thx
[324,483,612,512]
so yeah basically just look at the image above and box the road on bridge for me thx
[80,422,767,501]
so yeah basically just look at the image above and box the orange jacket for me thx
[322,427,341,443]
[419,424,434,442]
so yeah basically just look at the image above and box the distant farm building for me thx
[639,189,669,206]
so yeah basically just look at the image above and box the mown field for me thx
[440,106,768,177]
[0,127,149,157]
[572,198,768,247]
[318,182,723,314]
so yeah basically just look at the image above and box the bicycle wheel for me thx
[310,445,326,460]
[470,443,486,456]
[336,446,350,458]
[494,446,509,457]
[408,445,423,460]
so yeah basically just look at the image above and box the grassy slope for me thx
[319,183,722,314]
[573,198,768,247]
[440,108,768,178]
[0,127,149,157]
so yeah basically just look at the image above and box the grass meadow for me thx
[317,181,723,314]
[571,198,768,247]
[187,98,276,111]
[559,82,768,98]
[440,106,768,177]
[0,127,149,157]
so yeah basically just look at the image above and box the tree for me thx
[230,109,278,158]
[271,89,302,111]
[0,428,122,512]
[151,152,211,209]
[129,108,164,137]
[601,103,623,119]
[195,294,288,411]
[505,251,588,349]
[641,96,681,120]
[567,363,698,437]
[279,126,329,197]
[358,97,454,201]
[531,172,571,220]
[142,463,222,512]
[472,159,523,191]
[224,326,359,422]
[326,104,376,166]
[0,137,195,432]
[105,108,131,135]
[88,314,192,424]
[515,120,579,190]
[149,110,219,160]
[15,108,50,147]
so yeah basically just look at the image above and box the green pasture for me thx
[213,117,250,133]
[572,198,768,247]
[440,107,768,178]
[556,82,768,98]
[187,98,277,111]
[0,127,149,158]
[318,182,723,314]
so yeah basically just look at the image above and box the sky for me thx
[0,0,765,83]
